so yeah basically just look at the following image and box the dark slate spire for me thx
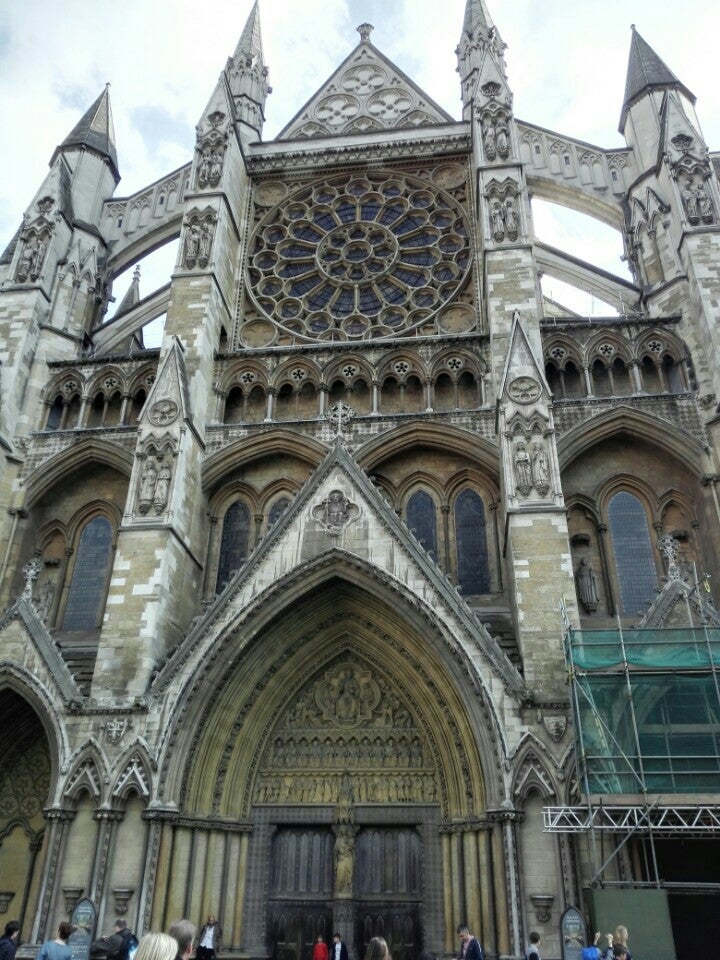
[58,85,119,180]
[622,26,695,121]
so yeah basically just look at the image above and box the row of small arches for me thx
[545,353,687,400]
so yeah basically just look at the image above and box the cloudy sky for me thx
[1,0,719,317]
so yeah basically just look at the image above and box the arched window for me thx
[46,396,64,430]
[406,491,437,561]
[268,497,291,527]
[455,489,490,595]
[608,491,658,615]
[62,516,114,631]
[216,500,251,592]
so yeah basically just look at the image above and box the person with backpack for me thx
[90,920,138,960]
[525,931,541,960]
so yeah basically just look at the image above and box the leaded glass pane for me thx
[268,497,290,527]
[455,490,490,595]
[62,517,113,631]
[608,491,658,614]
[216,500,251,591]
[406,491,437,561]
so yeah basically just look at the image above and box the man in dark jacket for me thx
[90,920,135,960]
[0,922,20,960]
[457,924,483,960]
[197,916,222,960]
[331,933,348,960]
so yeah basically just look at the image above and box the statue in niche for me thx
[491,201,505,242]
[30,236,47,278]
[183,223,201,268]
[198,222,213,268]
[496,122,509,159]
[681,181,700,225]
[137,459,158,515]
[16,240,35,282]
[504,198,518,240]
[153,461,172,514]
[334,827,355,896]
[36,577,55,624]
[335,669,360,722]
[197,152,211,188]
[482,120,497,160]
[695,182,716,224]
[514,443,532,496]
[208,150,224,186]
[532,442,550,495]
[575,557,599,614]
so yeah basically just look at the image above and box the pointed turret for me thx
[456,0,506,119]
[226,0,271,140]
[115,266,141,316]
[620,26,695,133]
[54,84,119,182]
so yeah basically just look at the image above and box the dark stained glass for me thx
[268,497,291,527]
[216,500,251,592]
[608,491,658,614]
[406,491,438,561]
[62,516,113,631]
[455,490,490,595]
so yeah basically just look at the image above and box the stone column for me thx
[33,808,75,943]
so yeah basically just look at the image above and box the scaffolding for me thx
[544,597,720,887]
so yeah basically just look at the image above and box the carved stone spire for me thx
[54,84,119,182]
[456,0,506,119]
[115,265,141,316]
[227,0,271,139]
[620,25,695,132]
[461,0,496,39]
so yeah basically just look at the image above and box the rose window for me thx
[247,170,471,341]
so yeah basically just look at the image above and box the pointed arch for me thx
[63,748,105,805]
[202,431,327,493]
[25,439,134,507]
[112,745,153,801]
[358,422,500,474]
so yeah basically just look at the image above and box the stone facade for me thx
[0,4,719,960]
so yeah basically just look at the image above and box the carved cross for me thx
[22,558,43,602]
[326,401,355,443]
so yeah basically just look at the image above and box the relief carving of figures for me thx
[312,489,359,535]
[531,442,550,495]
[695,182,716,224]
[496,122,510,159]
[481,115,510,162]
[16,233,48,283]
[575,557,599,614]
[137,459,158,515]
[482,120,497,161]
[681,177,717,225]
[198,221,214,267]
[514,443,532,496]
[196,147,225,189]
[153,461,172,514]
[491,201,505,242]
[36,578,55,624]
[504,197,519,240]
[183,224,201,269]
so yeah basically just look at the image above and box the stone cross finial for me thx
[22,558,43,602]
[658,534,681,579]
[327,401,355,443]
[357,23,374,42]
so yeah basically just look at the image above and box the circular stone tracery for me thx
[248,170,471,340]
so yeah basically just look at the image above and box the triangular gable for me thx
[138,336,191,427]
[154,442,524,694]
[278,40,454,141]
[498,310,551,403]
[659,91,706,172]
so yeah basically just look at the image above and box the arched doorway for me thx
[0,689,53,932]
[159,574,507,960]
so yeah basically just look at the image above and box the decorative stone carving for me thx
[334,824,355,898]
[658,534,682,579]
[312,490,359,536]
[182,209,217,269]
[508,376,541,405]
[486,178,521,242]
[541,715,567,742]
[105,718,130,745]
[153,461,172,515]
[148,399,179,426]
[16,232,49,283]
[513,443,533,497]
[0,893,14,914]
[36,578,55,624]
[531,442,550,496]
[137,458,158,516]
[195,111,228,189]
[62,887,83,914]
[575,557,599,613]
[530,893,554,923]
[326,401,356,443]
[112,888,134,916]
[21,558,43,602]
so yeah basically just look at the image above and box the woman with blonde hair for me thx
[363,938,391,960]
[133,933,178,960]
[601,926,631,960]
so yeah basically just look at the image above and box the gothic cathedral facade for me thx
[0,2,719,959]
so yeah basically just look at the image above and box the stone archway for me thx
[0,689,53,932]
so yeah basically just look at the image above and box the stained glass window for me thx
[406,491,438,561]
[62,517,113,631]
[216,500,251,592]
[455,490,490,595]
[608,491,658,614]
[268,497,291,527]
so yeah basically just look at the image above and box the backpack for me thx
[124,935,139,960]
[582,948,600,960]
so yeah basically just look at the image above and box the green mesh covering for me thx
[567,629,720,794]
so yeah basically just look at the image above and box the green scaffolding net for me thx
[566,629,720,794]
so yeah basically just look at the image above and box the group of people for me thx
[585,925,633,960]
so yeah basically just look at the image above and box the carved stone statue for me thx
[681,182,700,225]
[153,462,172,514]
[183,224,201,268]
[37,578,55,624]
[482,120,497,160]
[208,150,224,186]
[137,459,158,515]
[197,152,211,188]
[505,198,518,240]
[198,222,213,267]
[334,827,355,897]
[496,122,509,159]
[575,557,599,613]
[514,443,532,495]
[658,533,682,579]
[16,240,35,282]
[31,236,47,278]
[532,442,550,494]
[695,182,716,224]
[491,201,505,242]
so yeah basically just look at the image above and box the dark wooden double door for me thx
[267,827,422,960]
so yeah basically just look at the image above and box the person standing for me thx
[525,931,541,960]
[196,917,222,960]
[313,936,329,960]
[331,933,348,960]
[0,922,20,960]
[90,920,136,960]
[601,928,631,960]
[36,923,73,960]
[457,924,483,960]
